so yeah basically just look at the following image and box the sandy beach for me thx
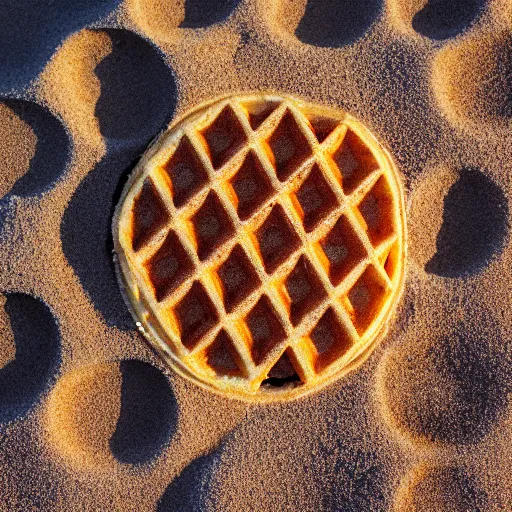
[1,0,512,509]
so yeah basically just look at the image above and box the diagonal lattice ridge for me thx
[113,93,406,402]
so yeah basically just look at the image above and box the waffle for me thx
[113,93,406,401]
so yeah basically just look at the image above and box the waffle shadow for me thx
[62,154,142,329]
[412,0,487,40]
[426,168,509,278]
[0,293,61,425]
[295,0,383,47]
[61,29,177,329]
[0,98,70,197]
[179,0,241,28]
[110,360,178,465]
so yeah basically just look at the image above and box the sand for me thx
[0,0,512,509]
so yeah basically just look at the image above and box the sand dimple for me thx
[0,293,61,425]
[412,0,487,40]
[432,30,512,132]
[393,463,488,512]
[38,29,112,150]
[388,0,487,39]
[408,166,458,271]
[45,363,122,470]
[157,449,221,511]
[125,0,185,42]
[292,0,383,46]
[425,167,509,278]
[179,0,242,28]
[126,0,185,41]
[377,310,510,446]
[109,360,178,465]
[126,0,241,42]
[39,27,176,150]
[93,28,176,144]
[45,360,178,469]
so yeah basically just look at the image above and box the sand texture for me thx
[0,0,512,510]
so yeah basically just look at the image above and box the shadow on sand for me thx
[0,293,61,425]
[61,28,177,329]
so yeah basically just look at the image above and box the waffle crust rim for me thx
[112,92,407,403]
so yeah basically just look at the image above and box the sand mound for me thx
[377,306,510,446]
[44,362,123,470]
[39,29,111,150]
[393,463,488,511]
[432,30,512,132]
[0,102,37,198]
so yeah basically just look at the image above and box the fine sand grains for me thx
[0,295,16,368]
[0,103,37,198]
[1,0,512,509]
[38,29,112,152]
[432,29,512,134]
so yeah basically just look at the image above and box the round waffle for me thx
[113,93,406,402]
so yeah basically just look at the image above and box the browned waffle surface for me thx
[113,93,406,401]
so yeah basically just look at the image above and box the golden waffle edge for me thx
[112,93,407,402]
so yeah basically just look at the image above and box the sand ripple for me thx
[35,26,179,328]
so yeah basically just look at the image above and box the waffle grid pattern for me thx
[115,94,405,400]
